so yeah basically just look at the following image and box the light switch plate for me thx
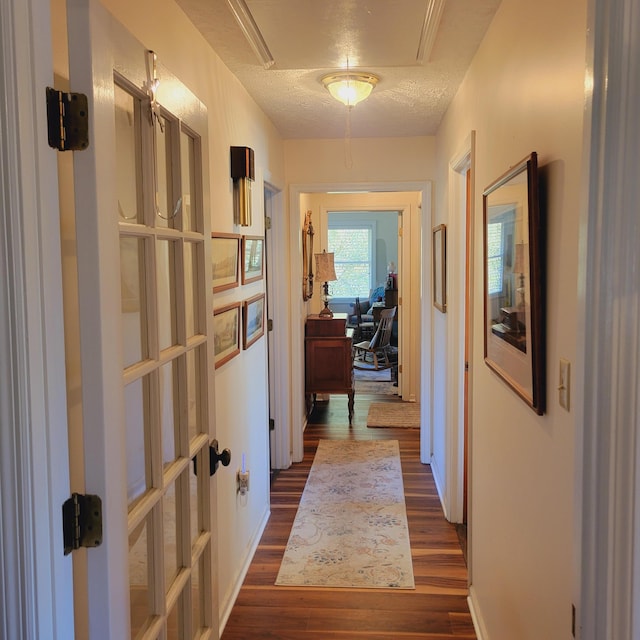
[559,359,571,411]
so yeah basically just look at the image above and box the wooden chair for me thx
[353,306,396,370]
[354,296,375,341]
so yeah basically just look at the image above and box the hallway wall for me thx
[434,0,587,637]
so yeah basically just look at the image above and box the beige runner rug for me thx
[367,402,421,428]
[275,439,415,589]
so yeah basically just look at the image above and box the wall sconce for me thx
[315,250,338,318]
[231,146,254,227]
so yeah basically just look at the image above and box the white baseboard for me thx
[219,507,271,633]
[430,454,450,521]
[468,584,489,640]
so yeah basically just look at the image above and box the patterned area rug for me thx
[275,440,415,589]
[354,367,397,396]
[367,402,421,428]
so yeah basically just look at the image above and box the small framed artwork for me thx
[242,293,265,349]
[211,232,241,293]
[242,235,264,284]
[432,224,447,313]
[483,152,545,414]
[213,302,241,368]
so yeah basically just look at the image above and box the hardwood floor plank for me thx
[221,393,475,639]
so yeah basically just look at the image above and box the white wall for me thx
[435,0,587,638]
[53,0,284,627]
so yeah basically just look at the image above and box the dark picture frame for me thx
[213,302,241,368]
[432,224,447,313]
[242,235,264,284]
[242,293,265,349]
[211,232,240,293]
[483,152,545,414]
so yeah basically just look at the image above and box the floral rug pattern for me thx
[275,439,415,589]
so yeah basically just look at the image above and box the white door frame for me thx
[444,133,476,525]
[287,181,431,464]
[0,0,74,637]
[577,0,640,637]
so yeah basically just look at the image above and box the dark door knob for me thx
[192,439,231,477]
[209,440,231,476]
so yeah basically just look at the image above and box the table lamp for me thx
[315,250,337,318]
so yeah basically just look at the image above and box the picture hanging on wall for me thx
[213,302,241,368]
[432,224,447,313]
[243,293,265,349]
[483,152,545,414]
[211,232,240,293]
[242,235,264,284]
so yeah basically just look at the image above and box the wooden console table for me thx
[305,313,354,422]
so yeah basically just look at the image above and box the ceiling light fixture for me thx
[226,0,275,69]
[321,72,379,108]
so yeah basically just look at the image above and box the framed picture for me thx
[432,224,447,313]
[213,302,241,368]
[242,293,265,349]
[483,152,545,414]
[211,233,240,293]
[242,235,264,284]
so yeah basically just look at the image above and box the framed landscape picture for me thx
[242,294,265,349]
[211,232,240,293]
[213,302,241,368]
[242,235,264,284]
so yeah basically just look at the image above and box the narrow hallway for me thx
[222,393,474,639]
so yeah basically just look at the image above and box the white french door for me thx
[66,1,218,637]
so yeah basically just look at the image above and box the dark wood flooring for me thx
[221,392,475,639]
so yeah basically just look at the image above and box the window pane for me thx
[328,227,372,297]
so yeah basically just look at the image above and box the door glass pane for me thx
[158,240,177,351]
[184,241,198,337]
[125,377,149,507]
[129,515,151,638]
[120,236,147,368]
[155,115,177,229]
[114,84,142,224]
[186,347,202,443]
[181,129,196,232]
[163,480,179,592]
[160,360,178,468]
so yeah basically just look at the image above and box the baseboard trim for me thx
[219,507,270,633]
[430,454,450,521]
[468,584,489,640]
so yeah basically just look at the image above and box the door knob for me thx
[192,440,231,477]
[210,440,231,475]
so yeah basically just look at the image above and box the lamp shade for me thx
[321,72,379,107]
[315,251,337,283]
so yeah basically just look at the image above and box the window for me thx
[327,224,374,298]
[487,221,504,295]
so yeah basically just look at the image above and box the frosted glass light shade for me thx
[321,72,379,107]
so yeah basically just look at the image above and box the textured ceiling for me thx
[175,0,502,139]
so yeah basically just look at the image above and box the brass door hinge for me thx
[46,87,89,151]
[62,493,102,555]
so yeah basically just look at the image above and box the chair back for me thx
[368,306,396,349]
[354,297,363,324]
